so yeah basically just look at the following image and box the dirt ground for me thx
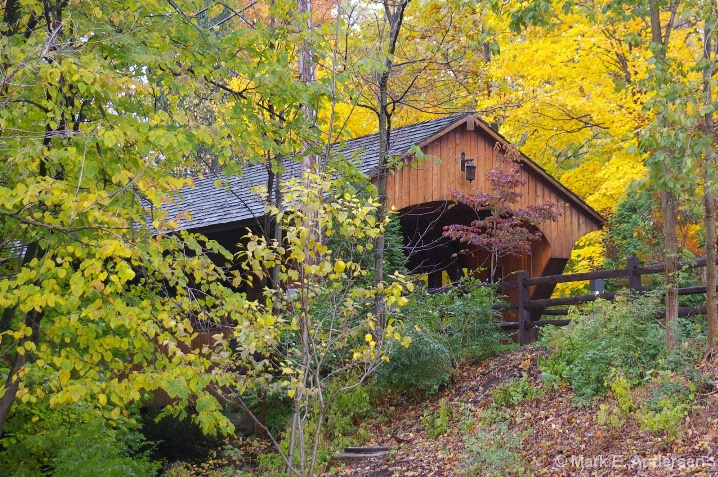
[320,346,718,477]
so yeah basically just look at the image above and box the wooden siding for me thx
[385,122,600,260]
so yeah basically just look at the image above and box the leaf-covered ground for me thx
[320,346,718,477]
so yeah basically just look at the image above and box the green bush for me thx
[375,325,453,393]
[421,399,452,439]
[639,370,696,438]
[324,381,375,441]
[596,371,635,428]
[540,294,666,403]
[416,278,505,363]
[376,277,504,394]
[461,422,526,477]
[256,452,287,477]
[492,374,543,407]
[0,404,158,477]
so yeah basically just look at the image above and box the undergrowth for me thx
[539,292,710,440]
[462,420,527,477]
[540,293,667,403]
[376,277,505,394]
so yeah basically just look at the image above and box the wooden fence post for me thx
[627,256,642,292]
[517,270,530,345]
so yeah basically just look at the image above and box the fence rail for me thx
[514,256,718,345]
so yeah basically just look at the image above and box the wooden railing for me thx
[505,256,718,345]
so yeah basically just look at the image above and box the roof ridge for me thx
[339,111,473,144]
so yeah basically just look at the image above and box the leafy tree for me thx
[495,0,716,351]
[0,0,322,444]
[340,0,483,326]
[636,0,704,350]
[0,404,158,477]
[469,1,694,285]
[235,173,411,476]
[443,144,561,282]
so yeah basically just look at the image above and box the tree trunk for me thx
[374,1,409,331]
[705,190,716,354]
[0,309,41,438]
[374,76,388,329]
[662,190,680,350]
[703,17,717,356]
[272,155,284,312]
[298,0,316,176]
[649,1,681,351]
[290,0,315,471]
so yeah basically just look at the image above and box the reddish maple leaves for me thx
[443,144,561,281]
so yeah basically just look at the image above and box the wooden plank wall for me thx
[386,123,600,260]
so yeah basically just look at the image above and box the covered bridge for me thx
[163,113,603,323]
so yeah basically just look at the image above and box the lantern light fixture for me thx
[465,159,476,182]
[460,151,466,172]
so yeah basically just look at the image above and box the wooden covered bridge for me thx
[163,113,604,328]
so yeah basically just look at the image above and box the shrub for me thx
[421,399,452,439]
[376,277,504,394]
[375,325,453,393]
[596,371,635,428]
[639,370,696,438]
[461,421,526,477]
[415,277,505,363]
[256,452,287,477]
[492,374,543,407]
[0,404,158,477]
[540,294,665,403]
[595,368,697,440]
[324,380,375,439]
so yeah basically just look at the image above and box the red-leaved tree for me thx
[443,144,562,282]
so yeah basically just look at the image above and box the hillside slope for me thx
[323,346,718,477]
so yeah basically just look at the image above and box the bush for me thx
[376,277,504,394]
[421,399,452,439]
[492,374,543,407]
[639,369,696,438]
[540,294,666,403]
[0,404,158,477]
[461,421,526,477]
[375,325,453,393]
[324,380,375,441]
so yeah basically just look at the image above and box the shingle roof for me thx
[161,113,472,232]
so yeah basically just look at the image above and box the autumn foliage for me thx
[443,144,561,280]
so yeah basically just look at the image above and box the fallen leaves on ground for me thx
[320,346,718,477]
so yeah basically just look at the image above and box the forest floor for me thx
[318,346,718,477]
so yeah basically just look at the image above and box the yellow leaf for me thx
[334,260,346,274]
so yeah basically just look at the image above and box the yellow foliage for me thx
[554,230,606,296]
[470,5,701,273]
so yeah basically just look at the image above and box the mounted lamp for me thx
[460,151,476,182]
[465,159,476,182]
